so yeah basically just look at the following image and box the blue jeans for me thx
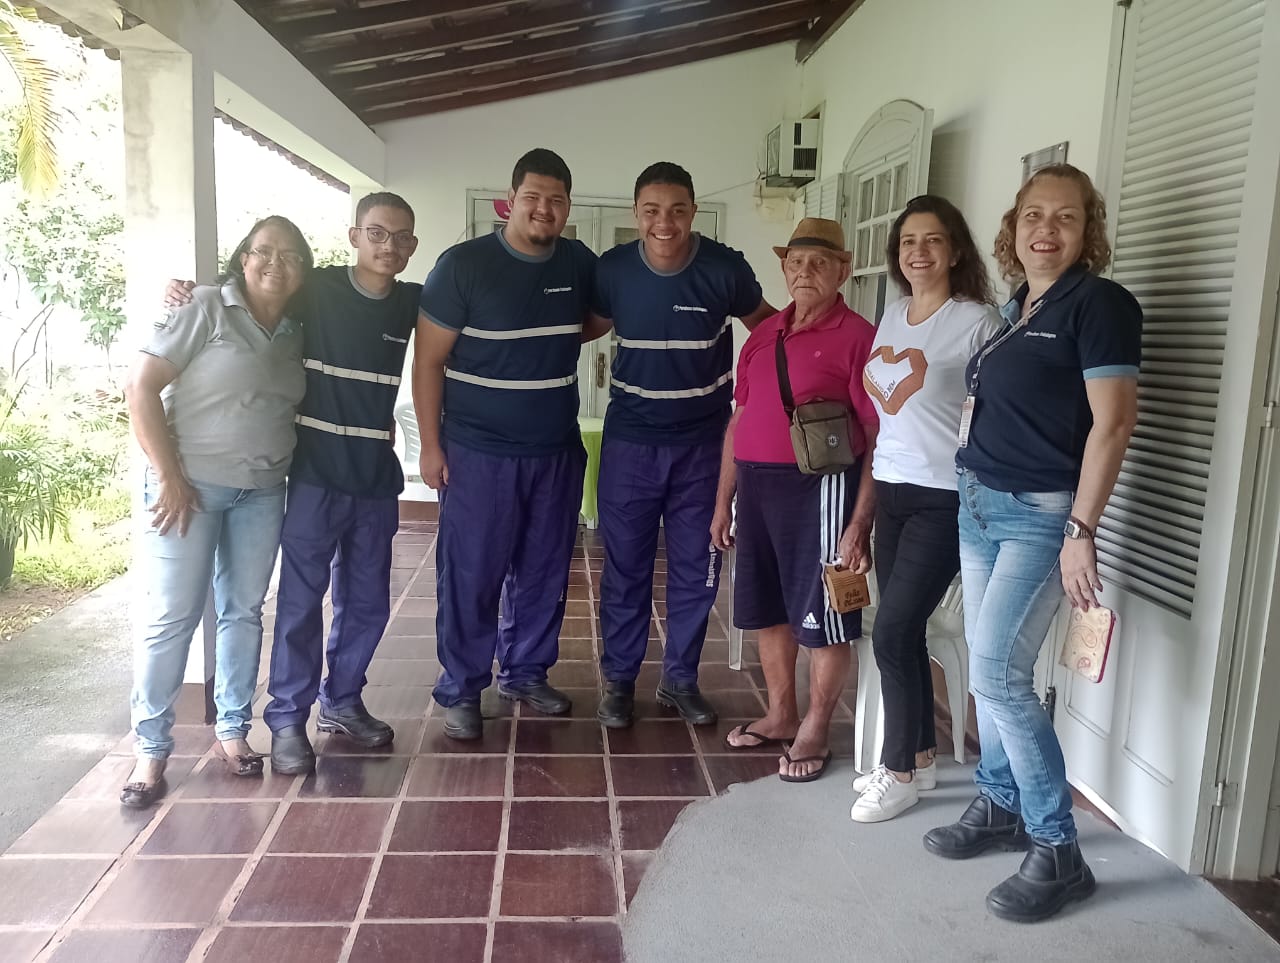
[958,470,1076,844]
[131,473,285,759]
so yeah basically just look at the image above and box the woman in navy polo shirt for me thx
[923,165,1141,922]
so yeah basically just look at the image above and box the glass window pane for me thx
[871,222,888,267]
[893,162,911,209]
[873,170,892,217]
[613,227,639,247]
[859,177,874,223]
[856,227,871,270]
[562,224,578,239]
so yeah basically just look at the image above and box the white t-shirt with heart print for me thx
[863,296,1003,490]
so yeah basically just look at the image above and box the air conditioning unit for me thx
[764,118,820,188]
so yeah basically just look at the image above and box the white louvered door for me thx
[1050,0,1278,871]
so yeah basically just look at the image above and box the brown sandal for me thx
[212,741,265,777]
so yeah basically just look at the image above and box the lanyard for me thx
[966,296,1047,396]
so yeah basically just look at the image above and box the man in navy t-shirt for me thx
[414,149,596,740]
[586,162,773,729]
[166,194,424,775]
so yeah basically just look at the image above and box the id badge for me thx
[957,395,975,448]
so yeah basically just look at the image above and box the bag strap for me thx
[774,330,796,417]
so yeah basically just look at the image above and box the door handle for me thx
[596,352,607,389]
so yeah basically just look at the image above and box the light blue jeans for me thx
[131,472,285,759]
[958,469,1076,844]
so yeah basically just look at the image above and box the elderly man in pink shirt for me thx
[710,218,879,783]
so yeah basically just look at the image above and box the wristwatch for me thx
[1063,516,1094,540]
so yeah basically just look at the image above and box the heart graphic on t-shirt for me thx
[862,346,928,415]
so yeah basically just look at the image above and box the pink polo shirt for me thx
[733,295,878,464]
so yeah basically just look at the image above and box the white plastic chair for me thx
[394,401,421,481]
[854,574,968,772]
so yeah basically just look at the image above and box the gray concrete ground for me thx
[625,758,1280,962]
[0,574,133,850]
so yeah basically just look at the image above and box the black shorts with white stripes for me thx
[732,461,863,647]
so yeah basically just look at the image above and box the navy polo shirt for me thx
[420,230,596,457]
[289,266,421,498]
[957,264,1142,492]
[594,235,763,445]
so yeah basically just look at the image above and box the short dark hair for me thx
[221,215,314,291]
[511,148,572,194]
[633,162,694,203]
[886,194,994,305]
[355,191,415,226]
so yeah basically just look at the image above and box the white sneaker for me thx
[850,767,920,823]
[852,760,936,793]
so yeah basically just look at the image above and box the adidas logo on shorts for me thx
[802,612,819,630]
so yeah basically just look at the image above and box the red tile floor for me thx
[1,522,877,963]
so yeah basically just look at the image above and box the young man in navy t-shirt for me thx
[586,162,773,728]
[414,149,596,740]
[166,195,424,774]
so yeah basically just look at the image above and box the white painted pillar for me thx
[120,48,220,711]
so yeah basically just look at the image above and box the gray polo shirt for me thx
[142,280,305,489]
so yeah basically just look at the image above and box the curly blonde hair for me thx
[992,164,1111,282]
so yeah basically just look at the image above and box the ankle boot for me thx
[986,838,1096,922]
[923,794,1028,859]
[596,681,635,729]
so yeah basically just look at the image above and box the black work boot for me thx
[443,702,483,741]
[596,681,636,729]
[317,703,395,748]
[655,678,717,726]
[923,794,1028,859]
[497,681,572,715]
[986,838,1096,922]
[270,725,316,775]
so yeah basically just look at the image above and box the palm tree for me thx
[0,1,58,196]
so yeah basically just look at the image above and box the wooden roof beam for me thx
[270,1,519,44]
[796,0,864,62]
[305,0,688,71]
[339,0,823,96]
[363,24,806,124]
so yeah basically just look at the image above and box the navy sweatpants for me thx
[599,437,722,686]
[432,440,586,707]
[263,480,400,731]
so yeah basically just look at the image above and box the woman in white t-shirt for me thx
[851,195,1002,823]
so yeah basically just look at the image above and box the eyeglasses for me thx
[356,226,417,248]
[248,247,305,268]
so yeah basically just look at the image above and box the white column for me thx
[120,49,220,707]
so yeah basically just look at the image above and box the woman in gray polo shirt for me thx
[121,216,311,807]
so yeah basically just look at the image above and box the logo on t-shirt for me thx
[673,304,709,313]
[863,346,928,415]
[382,333,408,344]
[543,286,573,295]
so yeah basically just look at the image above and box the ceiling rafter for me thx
[344,0,825,106]
[335,0,818,91]
[363,22,807,124]
[231,0,860,123]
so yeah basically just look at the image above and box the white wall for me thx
[798,0,1116,289]
[378,44,800,312]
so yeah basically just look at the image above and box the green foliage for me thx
[0,1,61,197]
[0,385,124,549]
[1,155,126,350]
[12,494,130,589]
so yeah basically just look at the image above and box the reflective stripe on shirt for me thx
[446,369,578,390]
[610,371,731,399]
[295,414,391,441]
[615,319,732,350]
[460,323,581,340]
[303,358,401,386]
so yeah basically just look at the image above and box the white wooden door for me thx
[840,100,933,324]
[1050,0,1277,872]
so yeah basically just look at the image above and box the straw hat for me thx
[772,217,853,262]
